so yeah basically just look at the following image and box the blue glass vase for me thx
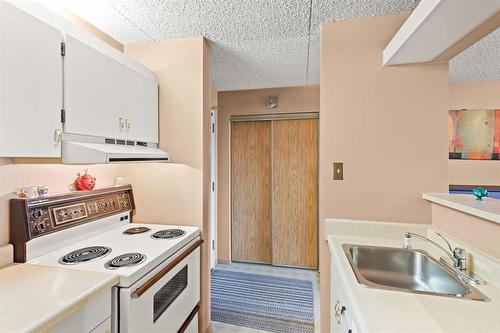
[472,188,488,201]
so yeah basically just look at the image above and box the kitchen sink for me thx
[342,244,489,301]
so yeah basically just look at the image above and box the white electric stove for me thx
[10,185,201,333]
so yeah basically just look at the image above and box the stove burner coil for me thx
[59,246,112,265]
[151,229,186,240]
[123,227,151,235]
[104,252,146,270]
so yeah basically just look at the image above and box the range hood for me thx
[62,135,169,164]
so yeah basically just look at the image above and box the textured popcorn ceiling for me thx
[59,0,498,91]
[450,28,500,84]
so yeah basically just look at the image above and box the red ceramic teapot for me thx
[74,169,96,191]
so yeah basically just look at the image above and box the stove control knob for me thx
[32,209,43,219]
[35,223,44,231]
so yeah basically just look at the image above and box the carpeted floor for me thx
[211,268,315,333]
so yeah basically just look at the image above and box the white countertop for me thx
[423,192,500,224]
[0,264,118,333]
[326,219,500,333]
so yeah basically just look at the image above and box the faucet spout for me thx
[403,232,456,263]
[403,231,484,284]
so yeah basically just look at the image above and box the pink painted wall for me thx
[125,37,212,331]
[320,15,449,332]
[431,203,500,259]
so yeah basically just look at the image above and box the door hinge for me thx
[212,123,215,134]
[60,42,66,56]
[212,239,215,250]
[61,109,66,123]
[211,181,215,191]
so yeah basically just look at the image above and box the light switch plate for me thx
[333,162,343,180]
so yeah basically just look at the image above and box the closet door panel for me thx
[231,121,272,264]
[272,119,318,269]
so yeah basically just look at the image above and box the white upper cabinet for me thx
[0,1,159,159]
[0,1,63,157]
[64,34,159,143]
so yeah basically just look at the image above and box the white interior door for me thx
[210,111,217,269]
[0,1,62,157]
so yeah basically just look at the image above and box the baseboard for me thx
[217,259,231,265]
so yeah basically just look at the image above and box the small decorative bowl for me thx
[472,188,488,201]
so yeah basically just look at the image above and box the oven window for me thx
[153,265,188,322]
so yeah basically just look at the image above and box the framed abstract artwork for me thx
[449,109,500,160]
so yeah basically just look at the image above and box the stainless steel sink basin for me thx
[342,244,489,301]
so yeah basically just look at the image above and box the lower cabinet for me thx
[49,289,112,333]
[331,260,360,333]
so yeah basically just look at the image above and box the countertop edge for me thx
[30,275,119,333]
[423,193,500,224]
[0,264,119,333]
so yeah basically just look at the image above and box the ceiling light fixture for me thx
[266,96,278,109]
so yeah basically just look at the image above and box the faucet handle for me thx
[453,248,467,271]
[403,232,412,250]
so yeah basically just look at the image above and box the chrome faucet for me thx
[403,232,467,271]
[403,231,484,285]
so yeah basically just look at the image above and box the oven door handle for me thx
[131,239,204,298]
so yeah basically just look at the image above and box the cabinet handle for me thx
[119,118,125,130]
[125,119,131,131]
[334,300,341,324]
[334,301,347,325]
[54,129,62,145]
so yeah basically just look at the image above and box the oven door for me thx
[119,238,201,333]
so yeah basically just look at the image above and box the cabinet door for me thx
[0,1,62,157]
[64,35,158,142]
[64,34,125,140]
[331,265,342,333]
[49,290,111,333]
[331,259,358,333]
[124,72,158,143]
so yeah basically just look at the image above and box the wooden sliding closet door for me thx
[272,119,318,269]
[231,121,272,263]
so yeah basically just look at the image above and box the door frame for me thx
[210,111,217,270]
[229,112,319,269]
[230,112,319,122]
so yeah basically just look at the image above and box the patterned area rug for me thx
[211,269,314,333]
